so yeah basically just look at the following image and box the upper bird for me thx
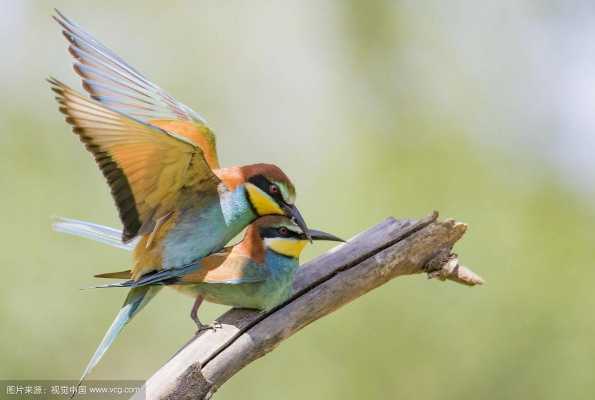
[49,10,310,285]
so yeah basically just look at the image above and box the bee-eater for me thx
[54,216,343,383]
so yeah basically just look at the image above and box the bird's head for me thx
[251,216,344,259]
[226,163,311,238]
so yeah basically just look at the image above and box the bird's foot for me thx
[195,320,222,334]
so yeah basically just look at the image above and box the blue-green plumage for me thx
[177,250,298,311]
[162,185,255,268]
[78,286,161,383]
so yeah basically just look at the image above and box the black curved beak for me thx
[282,203,312,242]
[304,229,345,243]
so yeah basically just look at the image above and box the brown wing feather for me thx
[49,78,220,242]
[53,11,220,170]
[149,119,219,170]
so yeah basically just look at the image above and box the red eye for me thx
[269,184,279,194]
[279,227,289,236]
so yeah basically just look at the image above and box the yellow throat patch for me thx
[245,183,284,216]
[266,238,307,258]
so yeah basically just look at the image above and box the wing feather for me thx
[49,78,220,242]
[53,10,220,168]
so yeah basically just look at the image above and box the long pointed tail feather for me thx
[84,282,130,289]
[78,286,161,384]
[52,217,194,287]
[95,270,132,279]
[52,217,138,251]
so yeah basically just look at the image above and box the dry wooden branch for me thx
[131,212,483,400]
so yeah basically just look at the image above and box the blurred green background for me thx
[2,1,595,399]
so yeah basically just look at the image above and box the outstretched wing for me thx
[49,79,220,242]
[53,10,220,169]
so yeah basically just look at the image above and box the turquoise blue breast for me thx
[162,185,255,268]
[258,251,299,310]
[191,251,299,311]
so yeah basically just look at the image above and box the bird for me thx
[48,11,318,386]
[53,216,344,383]
[50,11,311,281]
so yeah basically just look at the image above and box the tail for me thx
[52,217,197,288]
[84,270,134,289]
[87,282,133,289]
[95,270,132,279]
[52,217,138,251]
[78,286,161,384]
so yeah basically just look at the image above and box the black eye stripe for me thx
[248,175,284,203]
[260,226,301,239]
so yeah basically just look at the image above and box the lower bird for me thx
[53,216,343,382]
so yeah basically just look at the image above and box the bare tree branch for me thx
[131,212,483,400]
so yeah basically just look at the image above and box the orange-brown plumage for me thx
[227,221,266,263]
[214,164,295,195]
[131,212,178,280]
[149,119,219,169]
